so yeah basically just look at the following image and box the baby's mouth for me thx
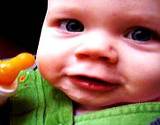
[68,75,119,91]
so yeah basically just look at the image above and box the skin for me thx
[36,0,160,113]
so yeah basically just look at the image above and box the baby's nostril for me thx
[76,54,90,59]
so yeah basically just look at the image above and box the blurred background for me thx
[0,0,47,58]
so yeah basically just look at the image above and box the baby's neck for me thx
[73,103,107,115]
[73,102,132,115]
[74,106,100,115]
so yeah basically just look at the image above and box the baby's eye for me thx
[59,19,84,32]
[124,27,156,42]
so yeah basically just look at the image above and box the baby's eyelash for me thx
[124,26,160,43]
[54,18,84,32]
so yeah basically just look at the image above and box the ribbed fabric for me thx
[75,102,160,125]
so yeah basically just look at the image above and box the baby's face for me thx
[37,0,160,109]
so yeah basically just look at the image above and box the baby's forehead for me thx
[48,0,160,15]
[49,0,160,9]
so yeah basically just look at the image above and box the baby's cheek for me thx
[37,56,64,83]
[128,75,160,102]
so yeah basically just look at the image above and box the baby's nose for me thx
[74,31,118,64]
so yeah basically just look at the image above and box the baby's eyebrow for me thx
[48,3,85,17]
[122,12,160,26]
[46,3,86,25]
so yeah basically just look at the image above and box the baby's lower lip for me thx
[68,75,119,91]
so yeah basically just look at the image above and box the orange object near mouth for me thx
[0,52,35,87]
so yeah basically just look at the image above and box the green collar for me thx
[75,102,160,125]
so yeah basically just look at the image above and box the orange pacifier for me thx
[0,52,35,87]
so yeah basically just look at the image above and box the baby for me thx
[37,0,160,112]
[1,0,160,125]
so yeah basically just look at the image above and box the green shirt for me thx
[5,69,160,125]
